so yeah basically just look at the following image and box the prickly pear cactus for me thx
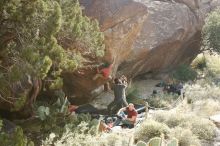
[136,141,147,146]
[148,137,162,146]
[167,138,178,146]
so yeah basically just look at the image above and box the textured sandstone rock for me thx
[64,0,220,103]
[80,0,220,79]
[63,0,148,103]
[118,0,220,78]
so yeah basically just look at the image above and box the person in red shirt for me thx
[113,103,138,128]
[92,62,113,80]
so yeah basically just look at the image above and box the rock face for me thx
[64,0,148,103]
[64,0,220,103]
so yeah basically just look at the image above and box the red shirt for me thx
[126,107,138,122]
[100,64,113,78]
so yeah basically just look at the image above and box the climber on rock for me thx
[92,61,113,81]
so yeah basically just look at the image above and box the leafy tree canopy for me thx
[0,0,104,110]
[202,9,220,53]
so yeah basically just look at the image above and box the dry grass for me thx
[134,119,170,143]
[192,99,220,117]
[170,127,201,146]
[205,54,220,77]
[184,83,220,102]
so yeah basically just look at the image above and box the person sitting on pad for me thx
[113,103,137,128]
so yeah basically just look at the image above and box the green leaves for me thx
[39,56,52,79]
[49,77,63,90]
[59,0,105,57]
[0,0,105,111]
[45,1,62,37]
[172,64,197,82]
[203,9,220,52]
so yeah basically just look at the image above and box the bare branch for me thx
[0,94,13,104]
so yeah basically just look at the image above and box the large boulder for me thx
[63,0,148,103]
[114,0,220,78]
[64,0,220,103]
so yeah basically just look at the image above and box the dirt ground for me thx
[91,79,162,109]
[130,79,162,99]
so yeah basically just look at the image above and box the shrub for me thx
[152,111,168,123]
[42,125,129,146]
[43,122,99,146]
[127,92,146,105]
[147,93,179,108]
[184,83,220,102]
[163,113,185,128]
[202,8,220,53]
[172,64,197,82]
[191,54,206,70]
[0,126,33,146]
[153,109,217,141]
[102,133,130,146]
[192,99,220,117]
[205,54,220,77]
[170,127,201,146]
[0,0,105,111]
[189,117,216,141]
[153,111,187,128]
[134,119,170,142]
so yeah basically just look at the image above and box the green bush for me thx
[152,111,168,123]
[172,64,197,82]
[126,85,146,105]
[171,127,201,146]
[0,126,34,146]
[165,113,185,128]
[42,124,130,146]
[205,54,220,77]
[147,93,179,108]
[184,83,220,102]
[153,111,188,128]
[191,54,206,70]
[153,109,217,141]
[33,114,99,145]
[202,8,220,53]
[192,99,220,117]
[134,119,170,142]
[190,118,216,141]
[0,0,105,111]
